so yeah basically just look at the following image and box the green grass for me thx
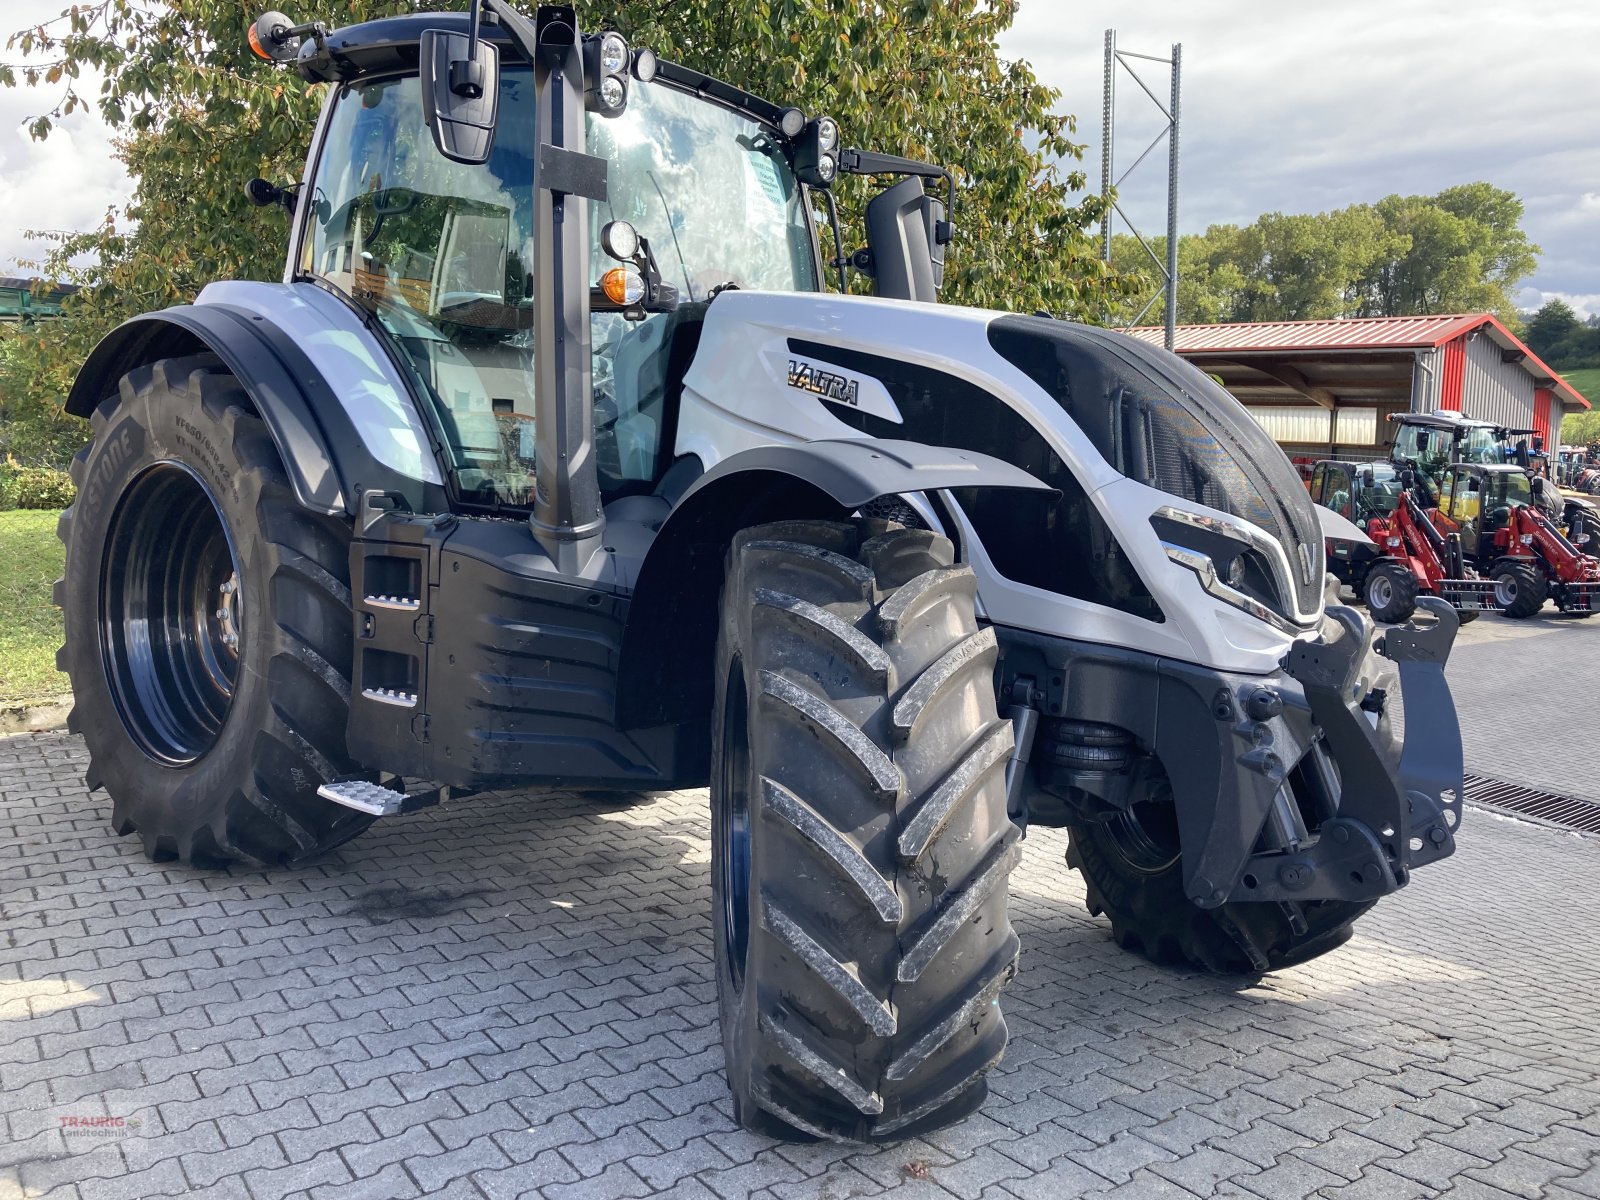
[1564,368,1600,407]
[0,509,68,705]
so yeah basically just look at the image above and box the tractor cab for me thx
[1431,463,1532,557]
[1309,460,1402,528]
[1389,411,1542,504]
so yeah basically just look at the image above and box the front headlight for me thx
[1151,506,1311,634]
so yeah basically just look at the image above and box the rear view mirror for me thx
[1361,468,1375,488]
[863,176,947,303]
[421,28,500,165]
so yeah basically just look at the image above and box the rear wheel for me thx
[1363,560,1418,623]
[712,519,1020,1141]
[1490,558,1548,618]
[56,356,371,866]
[1067,776,1371,974]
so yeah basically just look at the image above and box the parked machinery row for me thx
[1313,412,1600,622]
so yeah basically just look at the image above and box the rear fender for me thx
[66,297,447,518]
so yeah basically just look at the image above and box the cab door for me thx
[1312,464,1354,521]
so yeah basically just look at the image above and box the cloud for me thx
[1516,287,1600,320]
[0,1,131,275]
[999,0,1600,304]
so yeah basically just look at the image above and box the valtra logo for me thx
[787,359,861,408]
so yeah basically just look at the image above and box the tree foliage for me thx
[2,0,1134,417]
[1112,182,1539,327]
[1523,299,1600,371]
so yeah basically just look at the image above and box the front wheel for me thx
[1067,777,1371,974]
[56,356,371,866]
[1363,560,1418,623]
[712,520,1020,1141]
[1490,558,1548,618]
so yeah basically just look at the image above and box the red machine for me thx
[1427,463,1600,618]
[1309,460,1490,622]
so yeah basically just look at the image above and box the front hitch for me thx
[1253,598,1463,903]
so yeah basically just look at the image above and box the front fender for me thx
[613,441,1047,733]
[676,438,1055,512]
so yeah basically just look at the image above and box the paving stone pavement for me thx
[2,623,1597,1200]
[1435,614,1599,802]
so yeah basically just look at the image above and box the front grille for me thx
[1463,773,1600,834]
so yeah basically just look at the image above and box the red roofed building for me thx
[1128,314,1590,465]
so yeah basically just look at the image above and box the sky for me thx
[2,0,1597,315]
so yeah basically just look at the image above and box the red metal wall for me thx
[1533,388,1554,446]
[1439,336,1466,411]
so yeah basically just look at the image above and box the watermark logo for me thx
[55,1114,144,1140]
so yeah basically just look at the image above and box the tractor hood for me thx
[675,291,1329,675]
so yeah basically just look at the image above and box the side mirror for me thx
[1361,468,1376,488]
[862,176,946,303]
[420,27,500,165]
[1468,477,1482,493]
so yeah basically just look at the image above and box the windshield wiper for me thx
[647,170,695,303]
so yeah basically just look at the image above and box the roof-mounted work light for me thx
[792,115,841,187]
[584,31,631,116]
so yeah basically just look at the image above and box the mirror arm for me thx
[819,189,848,293]
[839,148,957,244]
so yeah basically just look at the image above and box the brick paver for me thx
[2,621,1597,1198]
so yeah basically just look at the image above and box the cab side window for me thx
[303,70,540,508]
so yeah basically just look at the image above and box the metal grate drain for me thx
[1463,774,1600,834]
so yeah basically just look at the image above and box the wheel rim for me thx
[1368,573,1393,608]
[1105,790,1182,874]
[1495,574,1518,606]
[100,461,243,765]
[716,655,753,994]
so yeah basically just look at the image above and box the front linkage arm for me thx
[1259,598,1462,903]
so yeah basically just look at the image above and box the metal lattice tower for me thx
[1100,31,1182,349]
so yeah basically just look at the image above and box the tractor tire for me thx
[1490,558,1549,619]
[56,355,372,867]
[1067,777,1372,974]
[711,519,1020,1142]
[1362,560,1418,623]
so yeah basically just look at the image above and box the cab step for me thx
[317,778,448,817]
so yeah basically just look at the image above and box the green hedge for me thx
[0,462,75,510]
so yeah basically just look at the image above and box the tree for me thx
[1522,299,1600,371]
[1359,188,1536,322]
[2,0,1135,417]
[1111,184,1540,329]
[1559,410,1600,447]
[1524,299,1581,360]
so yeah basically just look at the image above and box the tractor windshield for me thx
[301,66,816,508]
[1458,426,1502,464]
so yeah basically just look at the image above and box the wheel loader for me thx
[53,2,1465,1142]
[1426,463,1600,618]
[1390,409,1599,545]
[1308,459,1489,622]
